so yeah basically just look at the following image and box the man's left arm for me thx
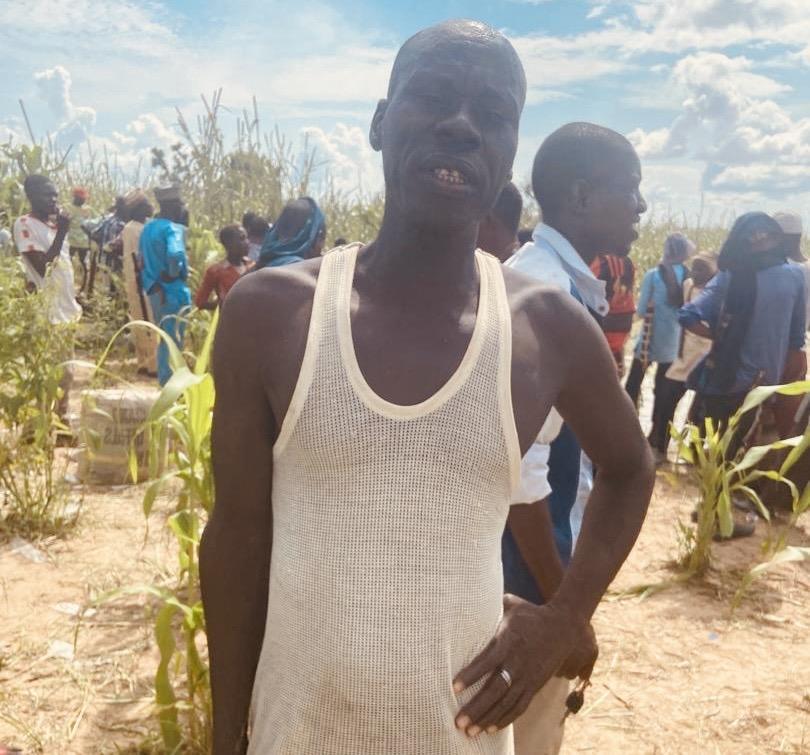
[454,300,655,736]
[783,273,807,383]
[680,272,726,339]
[164,224,187,281]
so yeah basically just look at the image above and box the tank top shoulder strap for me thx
[274,245,358,453]
[476,250,521,494]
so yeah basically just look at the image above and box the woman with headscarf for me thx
[681,212,806,441]
[255,197,326,269]
[625,233,693,427]
[646,253,717,457]
[679,213,806,539]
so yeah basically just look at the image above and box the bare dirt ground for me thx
[2,463,809,754]
[1,369,809,753]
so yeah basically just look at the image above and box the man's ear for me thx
[369,99,388,152]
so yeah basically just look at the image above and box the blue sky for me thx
[4,0,810,223]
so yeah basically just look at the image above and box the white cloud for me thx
[0,123,24,144]
[33,65,97,151]
[507,32,633,105]
[302,123,382,193]
[630,0,810,52]
[628,51,810,195]
[4,0,178,58]
[265,47,395,105]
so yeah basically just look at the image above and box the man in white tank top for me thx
[201,19,655,755]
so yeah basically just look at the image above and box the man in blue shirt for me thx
[139,185,191,385]
[679,212,806,438]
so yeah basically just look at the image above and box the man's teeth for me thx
[433,168,466,185]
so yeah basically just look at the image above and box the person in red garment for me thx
[590,254,635,376]
[195,224,253,311]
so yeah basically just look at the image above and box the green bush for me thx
[0,256,77,538]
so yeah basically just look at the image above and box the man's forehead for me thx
[390,26,525,101]
[397,49,523,99]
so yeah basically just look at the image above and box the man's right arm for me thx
[200,284,276,754]
[14,213,70,278]
[195,267,217,311]
[679,271,726,339]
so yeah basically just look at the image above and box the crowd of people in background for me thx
[8,169,810,504]
[7,177,329,386]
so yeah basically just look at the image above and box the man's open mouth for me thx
[431,167,468,186]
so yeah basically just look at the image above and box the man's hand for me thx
[557,622,598,681]
[452,595,587,737]
[56,210,71,234]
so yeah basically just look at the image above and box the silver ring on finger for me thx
[499,667,512,688]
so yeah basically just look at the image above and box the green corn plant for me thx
[0,257,76,537]
[674,380,810,578]
[114,312,217,753]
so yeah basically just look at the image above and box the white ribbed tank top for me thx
[248,244,522,754]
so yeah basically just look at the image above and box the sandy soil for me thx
[2,462,809,754]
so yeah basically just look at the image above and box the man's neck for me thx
[30,208,50,223]
[364,208,479,298]
[542,218,595,265]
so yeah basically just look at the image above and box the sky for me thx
[4,0,810,225]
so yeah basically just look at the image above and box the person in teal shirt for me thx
[625,233,692,459]
[138,185,191,386]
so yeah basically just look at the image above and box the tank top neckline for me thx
[336,244,491,421]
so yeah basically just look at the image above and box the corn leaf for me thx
[779,432,810,477]
[749,546,810,577]
[194,308,218,377]
[154,602,181,751]
[732,436,803,475]
[738,381,810,418]
[148,367,206,423]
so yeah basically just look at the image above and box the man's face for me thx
[232,226,250,258]
[372,41,523,230]
[29,182,59,217]
[163,200,188,225]
[584,152,646,257]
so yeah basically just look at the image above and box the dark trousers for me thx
[626,358,672,407]
[625,356,673,413]
[649,376,687,453]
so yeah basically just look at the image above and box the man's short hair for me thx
[387,20,526,105]
[491,183,523,236]
[23,174,51,198]
[532,122,636,220]
[243,213,270,237]
[219,223,243,248]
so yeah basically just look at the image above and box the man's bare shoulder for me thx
[223,258,324,327]
[501,264,586,334]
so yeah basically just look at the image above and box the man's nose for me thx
[636,190,648,216]
[435,104,482,152]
